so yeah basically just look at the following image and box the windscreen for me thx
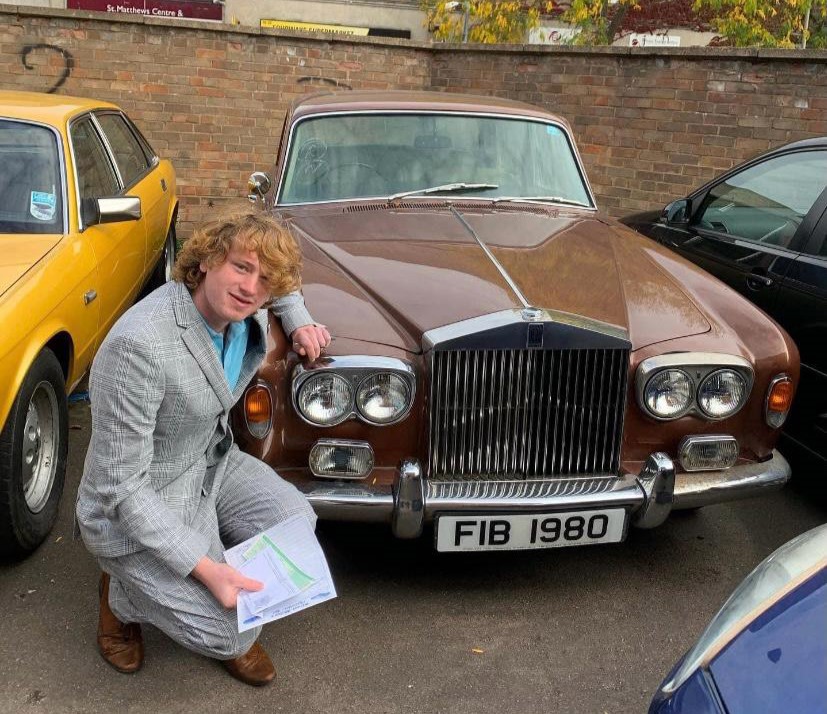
[0,120,63,234]
[279,112,593,207]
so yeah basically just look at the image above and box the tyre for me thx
[146,225,176,293]
[0,348,68,558]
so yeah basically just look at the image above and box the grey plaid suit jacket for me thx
[76,280,311,577]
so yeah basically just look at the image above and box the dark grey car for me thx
[622,138,827,473]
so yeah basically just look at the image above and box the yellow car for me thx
[0,91,177,557]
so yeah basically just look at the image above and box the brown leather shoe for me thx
[222,642,276,686]
[97,572,144,674]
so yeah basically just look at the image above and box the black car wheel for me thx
[0,348,68,558]
[147,225,176,292]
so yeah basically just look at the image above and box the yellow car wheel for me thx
[0,348,68,558]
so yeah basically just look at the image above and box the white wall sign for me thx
[628,33,680,47]
[529,27,580,45]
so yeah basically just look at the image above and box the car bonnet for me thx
[284,203,711,352]
[0,234,62,298]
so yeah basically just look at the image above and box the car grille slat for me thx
[429,347,628,480]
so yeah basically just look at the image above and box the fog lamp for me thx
[678,435,738,472]
[309,439,374,479]
[765,374,794,428]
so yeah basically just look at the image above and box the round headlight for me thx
[644,369,693,419]
[356,373,411,424]
[698,369,747,418]
[297,373,353,425]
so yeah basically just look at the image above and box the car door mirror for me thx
[662,199,690,225]
[248,171,272,203]
[81,196,142,227]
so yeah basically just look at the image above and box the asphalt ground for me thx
[1,400,825,714]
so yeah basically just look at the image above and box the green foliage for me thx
[693,0,827,46]
[562,0,640,45]
[421,0,554,43]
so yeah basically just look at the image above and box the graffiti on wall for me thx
[20,44,74,93]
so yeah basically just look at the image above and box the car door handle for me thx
[746,272,773,290]
[160,178,167,192]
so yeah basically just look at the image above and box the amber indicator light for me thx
[768,379,793,412]
[245,386,272,423]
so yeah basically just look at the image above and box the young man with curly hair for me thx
[76,210,330,686]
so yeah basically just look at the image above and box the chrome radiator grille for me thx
[428,348,629,480]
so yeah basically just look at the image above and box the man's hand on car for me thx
[291,324,331,361]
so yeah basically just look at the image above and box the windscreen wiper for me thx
[388,182,498,202]
[491,196,592,208]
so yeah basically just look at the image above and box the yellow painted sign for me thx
[261,19,369,36]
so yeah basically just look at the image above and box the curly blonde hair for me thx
[173,209,302,298]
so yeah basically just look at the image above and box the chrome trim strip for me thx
[90,112,124,188]
[275,109,598,209]
[422,309,629,351]
[426,475,633,506]
[673,449,790,509]
[309,438,374,480]
[292,356,416,427]
[638,352,753,371]
[302,485,394,523]
[636,353,754,422]
[0,117,69,234]
[449,205,530,307]
[280,195,601,210]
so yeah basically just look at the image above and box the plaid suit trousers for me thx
[99,446,317,660]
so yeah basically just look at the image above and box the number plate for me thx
[435,509,627,552]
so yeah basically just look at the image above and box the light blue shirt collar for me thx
[200,317,250,391]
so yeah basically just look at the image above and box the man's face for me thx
[192,240,271,331]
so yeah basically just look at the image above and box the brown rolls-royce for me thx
[239,91,798,552]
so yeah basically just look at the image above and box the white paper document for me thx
[224,514,336,633]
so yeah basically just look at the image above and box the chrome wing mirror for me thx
[248,171,272,204]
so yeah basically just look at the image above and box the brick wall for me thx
[432,48,827,215]
[2,5,827,235]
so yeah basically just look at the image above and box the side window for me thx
[695,150,827,249]
[131,123,158,164]
[71,117,119,200]
[95,113,150,187]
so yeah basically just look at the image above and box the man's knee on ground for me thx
[182,618,259,660]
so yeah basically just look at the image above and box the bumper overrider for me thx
[298,450,791,539]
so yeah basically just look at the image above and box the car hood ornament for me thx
[521,307,544,322]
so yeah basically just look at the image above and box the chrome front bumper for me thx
[299,450,791,538]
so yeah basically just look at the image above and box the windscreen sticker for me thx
[30,191,56,221]
[546,125,562,136]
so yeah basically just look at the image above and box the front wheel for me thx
[0,348,68,558]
